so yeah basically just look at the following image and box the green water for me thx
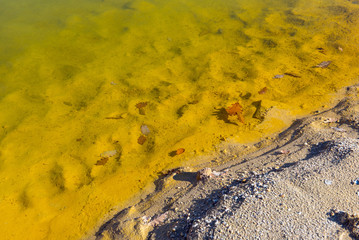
[0,0,359,239]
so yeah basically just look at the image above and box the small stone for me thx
[324,179,333,185]
[314,61,332,68]
[196,168,212,181]
[100,150,117,158]
[140,125,151,135]
[273,74,284,79]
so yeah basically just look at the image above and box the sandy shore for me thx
[87,84,359,240]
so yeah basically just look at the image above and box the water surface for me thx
[0,0,359,239]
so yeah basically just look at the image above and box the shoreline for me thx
[87,84,359,240]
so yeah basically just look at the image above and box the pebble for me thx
[314,61,332,68]
[324,179,333,185]
[140,125,151,135]
[273,74,284,79]
[100,150,117,158]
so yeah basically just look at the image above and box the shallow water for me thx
[0,0,359,239]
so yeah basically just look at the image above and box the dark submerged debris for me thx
[63,101,72,106]
[176,105,188,118]
[136,102,148,108]
[122,1,135,10]
[136,102,148,115]
[252,100,266,121]
[159,167,184,178]
[317,47,326,54]
[241,92,252,100]
[327,5,348,15]
[285,10,306,26]
[169,148,185,157]
[188,100,199,104]
[262,38,277,48]
[105,115,124,120]
[226,102,245,123]
[213,108,231,124]
[137,135,147,145]
[284,72,301,78]
[176,148,185,155]
[258,87,268,95]
[95,157,109,166]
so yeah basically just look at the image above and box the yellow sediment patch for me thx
[0,0,359,239]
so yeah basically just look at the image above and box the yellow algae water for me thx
[1,0,359,239]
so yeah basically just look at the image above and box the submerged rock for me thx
[273,74,284,79]
[100,150,117,158]
[141,125,151,135]
[313,61,332,68]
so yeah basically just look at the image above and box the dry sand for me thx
[87,85,359,240]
